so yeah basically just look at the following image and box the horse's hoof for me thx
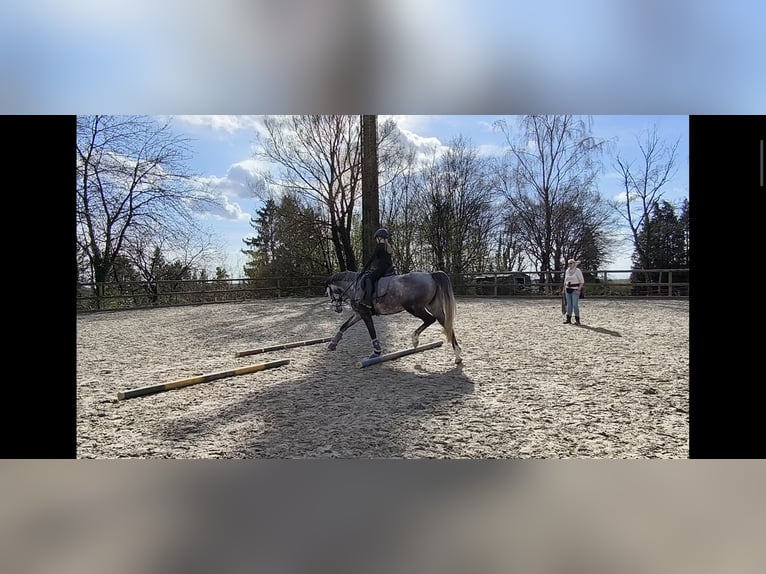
[455,358,463,365]
[327,343,337,351]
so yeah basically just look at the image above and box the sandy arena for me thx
[76,297,689,458]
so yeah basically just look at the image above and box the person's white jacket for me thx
[563,266,585,293]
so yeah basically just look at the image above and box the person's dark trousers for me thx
[362,270,385,307]
[362,276,373,307]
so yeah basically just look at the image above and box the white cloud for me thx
[385,115,437,133]
[194,181,251,223]
[388,118,448,163]
[223,160,265,195]
[211,201,250,223]
[398,129,444,152]
[193,160,268,222]
[172,115,265,135]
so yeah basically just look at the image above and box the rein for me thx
[327,273,361,309]
[330,280,355,304]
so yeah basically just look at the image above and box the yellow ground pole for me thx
[117,359,290,400]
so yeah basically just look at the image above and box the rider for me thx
[360,228,394,308]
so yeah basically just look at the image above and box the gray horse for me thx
[325,270,463,364]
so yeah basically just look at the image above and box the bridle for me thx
[327,281,353,313]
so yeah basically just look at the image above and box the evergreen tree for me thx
[215,267,230,280]
[678,198,690,267]
[242,198,279,279]
[631,200,689,292]
[242,194,330,282]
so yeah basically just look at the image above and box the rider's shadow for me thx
[576,324,622,337]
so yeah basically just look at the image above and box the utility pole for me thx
[361,115,379,265]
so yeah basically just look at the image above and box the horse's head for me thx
[325,277,346,313]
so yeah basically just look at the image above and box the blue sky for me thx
[165,115,689,275]
[2,2,764,114]
[2,2,733,273]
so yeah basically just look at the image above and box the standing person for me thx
[360,228,394,308]
[562,258,585,325]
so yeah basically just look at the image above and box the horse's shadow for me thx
[415,362,464,375]
[155,291,478,457]
[155,319,474,458]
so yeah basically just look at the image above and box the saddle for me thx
[373,273,396,298]
[356,272,397,303]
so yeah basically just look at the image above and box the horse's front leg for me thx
[360,313,382,358]
[327,313,362,350]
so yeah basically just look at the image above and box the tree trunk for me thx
[361,115,379,264]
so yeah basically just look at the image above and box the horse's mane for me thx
[329,270,359,284]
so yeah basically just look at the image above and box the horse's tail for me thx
[430,271,457,346]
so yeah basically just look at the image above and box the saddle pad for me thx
[375,274,396,297]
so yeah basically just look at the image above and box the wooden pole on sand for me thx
[356,341,443,369]
[117,359,289,400]
[234,337,332,358]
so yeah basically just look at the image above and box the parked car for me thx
[475,272,532,295]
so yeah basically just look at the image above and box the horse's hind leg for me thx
[451,333,463,364]
[428,305,462,364]
[403,305,436,348]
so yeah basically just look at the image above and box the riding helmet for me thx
[374,228,390,239]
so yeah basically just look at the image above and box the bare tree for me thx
[127,226,220,290]
[493,214,528,271]
[415,136,498,274]
[610,124,681,270]
[493,115,613,285]
[76,115,218,299]
[254,115,361,270]
[380,146,420,272]
[254,115,399,271]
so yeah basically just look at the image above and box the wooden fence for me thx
[76,269,689,312]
